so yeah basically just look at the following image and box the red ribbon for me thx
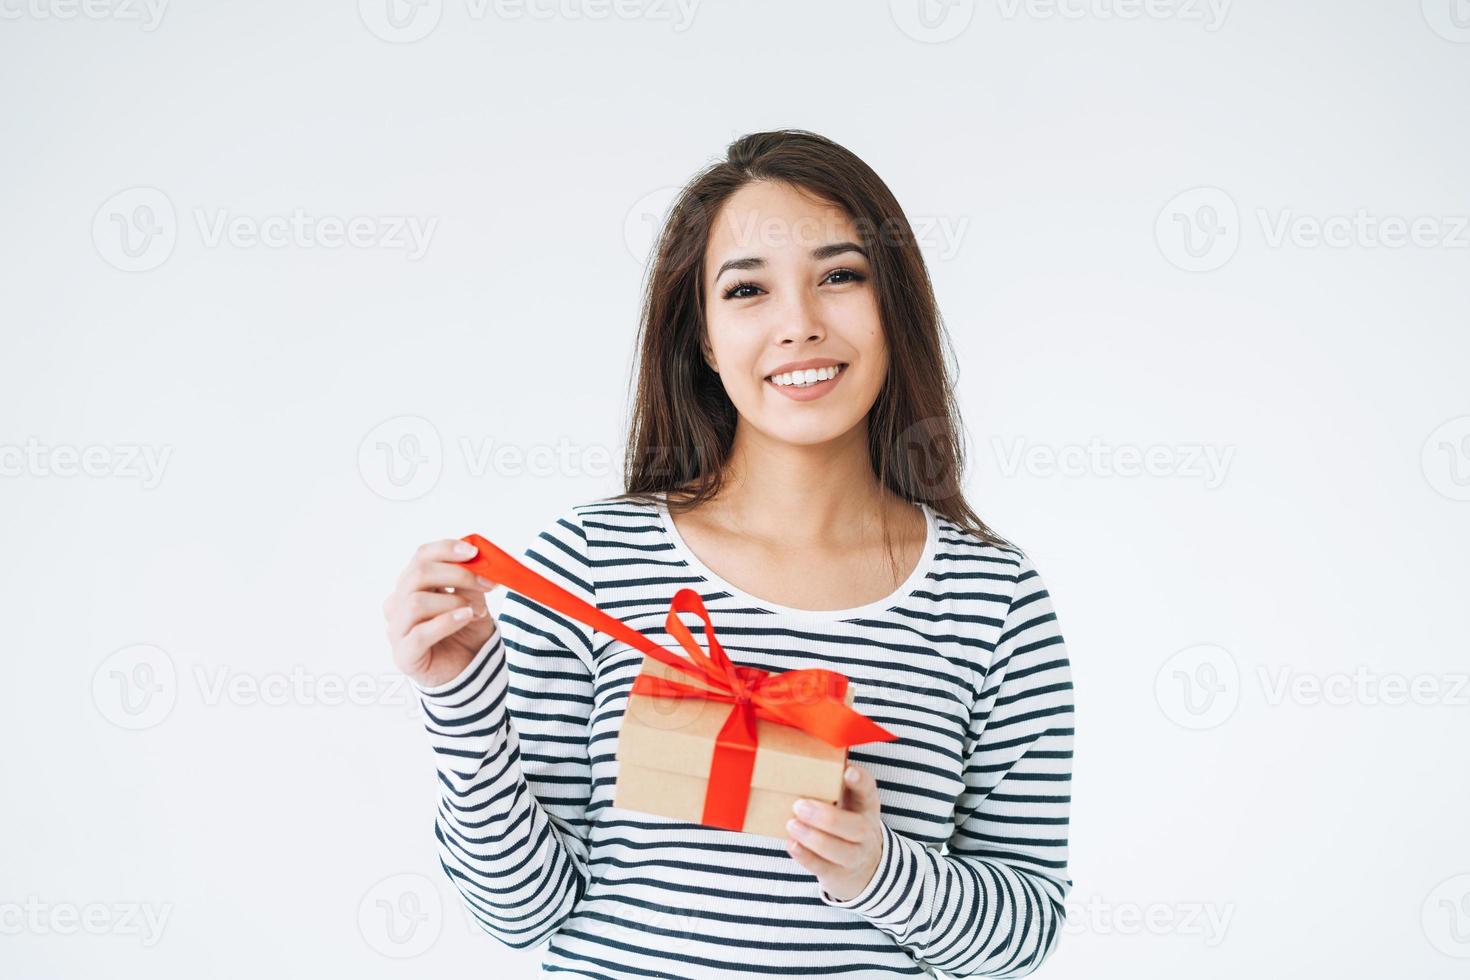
[456,532,898,832]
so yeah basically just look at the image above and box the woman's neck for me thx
[692,419,909,549]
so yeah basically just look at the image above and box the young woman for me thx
[382,129,1075,978]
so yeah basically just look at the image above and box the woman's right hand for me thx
[383,539,500,689]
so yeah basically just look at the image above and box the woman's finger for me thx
[786,837,843,877]
[398,538,499,589]
[785,819,864,867]
[413,538,481,565]
[839,765,883,816]
[790,799,866,844]
[402,560,498,596]
[400,605,480,660]
[385,589,480,639]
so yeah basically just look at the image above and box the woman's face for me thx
[701,180,887,448]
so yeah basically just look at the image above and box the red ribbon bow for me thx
[456,532,898,832]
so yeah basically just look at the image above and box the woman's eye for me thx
[722,270,865,300]
[722,281,761,300]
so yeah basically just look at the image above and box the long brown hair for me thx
[612,128,1013,575]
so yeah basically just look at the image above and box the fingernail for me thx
[454,541,476,558]
[845,766,859,783]
[786,819,804,836]
[476,576,496,589]
[793,799,814,819]
[453,607,473,620]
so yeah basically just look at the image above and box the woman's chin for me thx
[747,411,864,449]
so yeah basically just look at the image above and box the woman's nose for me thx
[773,291,825,344]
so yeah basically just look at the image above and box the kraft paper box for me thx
[613,651,855,841]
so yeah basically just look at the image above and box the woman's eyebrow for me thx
[812,241,867,262]
[713,241,868,280]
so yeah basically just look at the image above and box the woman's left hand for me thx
[785,762,884,902]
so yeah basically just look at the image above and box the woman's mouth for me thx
[764,363,848,401]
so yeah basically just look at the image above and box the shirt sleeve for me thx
[817,550,1075,977]
[412,507,600,950]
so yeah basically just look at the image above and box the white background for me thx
[2,1,1468,977]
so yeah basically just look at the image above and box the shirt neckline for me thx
[653,492,939,621]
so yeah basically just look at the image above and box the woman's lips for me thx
[764,363,847,402]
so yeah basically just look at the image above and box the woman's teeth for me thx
[768,364,843,388]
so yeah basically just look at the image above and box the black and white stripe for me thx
[416,494,1074,978]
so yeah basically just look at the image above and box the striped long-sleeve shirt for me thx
[415,493,1075,978]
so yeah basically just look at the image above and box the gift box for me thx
[456,531,897,841]
[613,649,856,840]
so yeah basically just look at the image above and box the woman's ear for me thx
[701,339,719,374]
